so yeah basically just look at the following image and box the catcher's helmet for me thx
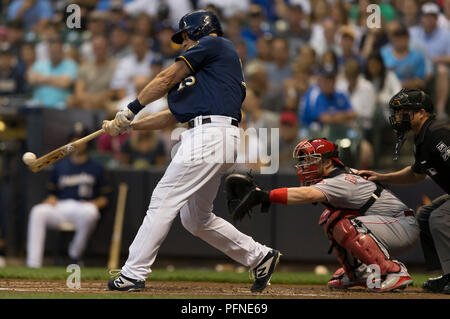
[293,138,343,185]
[171,10,223,44]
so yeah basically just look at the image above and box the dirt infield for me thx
[0,279,449,299]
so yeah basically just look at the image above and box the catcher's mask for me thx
[293,138,343,185]
[388,89,433,160]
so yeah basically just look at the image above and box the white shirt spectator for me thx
[110,52,153,96]
[336,75,377,131]
[197,0,250,18]
[124,0,193,25]
[438,12,450,30]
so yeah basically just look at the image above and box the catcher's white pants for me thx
[121,119,271,281]
[26,199,100,267]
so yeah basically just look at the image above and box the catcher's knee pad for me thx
[332,218,400,275]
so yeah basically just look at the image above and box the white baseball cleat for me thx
[368,261,413,292]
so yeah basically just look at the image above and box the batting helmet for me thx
[293,138,344,185]
[171,10,223,44]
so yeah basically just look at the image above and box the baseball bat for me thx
[108,182,128,270]
[26,129,104,173]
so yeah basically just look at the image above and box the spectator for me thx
[309,18,339,58]
[152,22,179,67]
[135,13,154,42]
[336,59,377,168]
[27,38,78,108]
[297,45,319,77]
[5,20,24,57]
[381,26,426,90]
[383,20,433,78]
[7,0,53,32]
[284,58,311,111]
[337,26,364,72]
[240,4,273,60]
[123,0,193,26]
[67,35,117,110]
[438,0,450,30]
[0,44,26,97]
[252,36,272,68]
[19,41,36,74]
[121,130,166,169]
[397,0,421,28]
[278,110,300,171]
[320,50,339,74]
[79,10,108,63]
[265,37,292,89]
[242,87,279,131]
[26,124,110,267]
[350,0,396,25]
[364,51,402,120]
[298,65,356,141]
[284,4,311,57]
[110,34,153,99]
[197,0,250,19]
[410,2,450,119]
[109,23,132,60]
[224,15,243,42]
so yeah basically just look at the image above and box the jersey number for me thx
[177,76,196,91]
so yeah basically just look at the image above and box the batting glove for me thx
[115,107,135,128]
[102,120,127,136]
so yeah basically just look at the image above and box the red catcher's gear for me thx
[293,138,344,185]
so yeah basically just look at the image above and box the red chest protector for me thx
[315,167,384,250]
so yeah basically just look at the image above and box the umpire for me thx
[359,89,450,294]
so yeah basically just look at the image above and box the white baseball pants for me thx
[121,119,271,281]
[26,199,100,267]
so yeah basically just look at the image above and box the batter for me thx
[102,10,280,292]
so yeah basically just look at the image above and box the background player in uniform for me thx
[359,89,450,294]
[228,138,419,292]
[103,10,280,292]
[26,124,110,267]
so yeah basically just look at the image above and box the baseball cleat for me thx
[422,274,450,294]
[368,261,413,292]
[327,267,367,290]
[108,273,145,292]
[250,249,281,293]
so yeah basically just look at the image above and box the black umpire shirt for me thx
[411,116,450,194]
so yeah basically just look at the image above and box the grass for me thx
[0,266,433,288]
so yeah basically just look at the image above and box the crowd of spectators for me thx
[0,0,449,171]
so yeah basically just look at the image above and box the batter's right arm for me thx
[358,166,426,184]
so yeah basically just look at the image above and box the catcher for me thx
[225,138,420,292]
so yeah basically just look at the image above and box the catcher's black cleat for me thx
[108,273,145,291]
[422,274,450,294]
[251,249,281,293]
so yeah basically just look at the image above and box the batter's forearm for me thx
[131,109,179,131]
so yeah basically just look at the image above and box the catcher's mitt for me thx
[224,173,271,221]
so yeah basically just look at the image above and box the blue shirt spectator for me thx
[28,40,77,108]
[381,46,426,82]
[8,0,53,30]
[299,84,353,128]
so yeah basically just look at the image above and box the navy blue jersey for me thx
[47,157,109,201]
[167,36,246,123]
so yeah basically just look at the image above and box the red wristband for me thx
[269,188,288,204]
